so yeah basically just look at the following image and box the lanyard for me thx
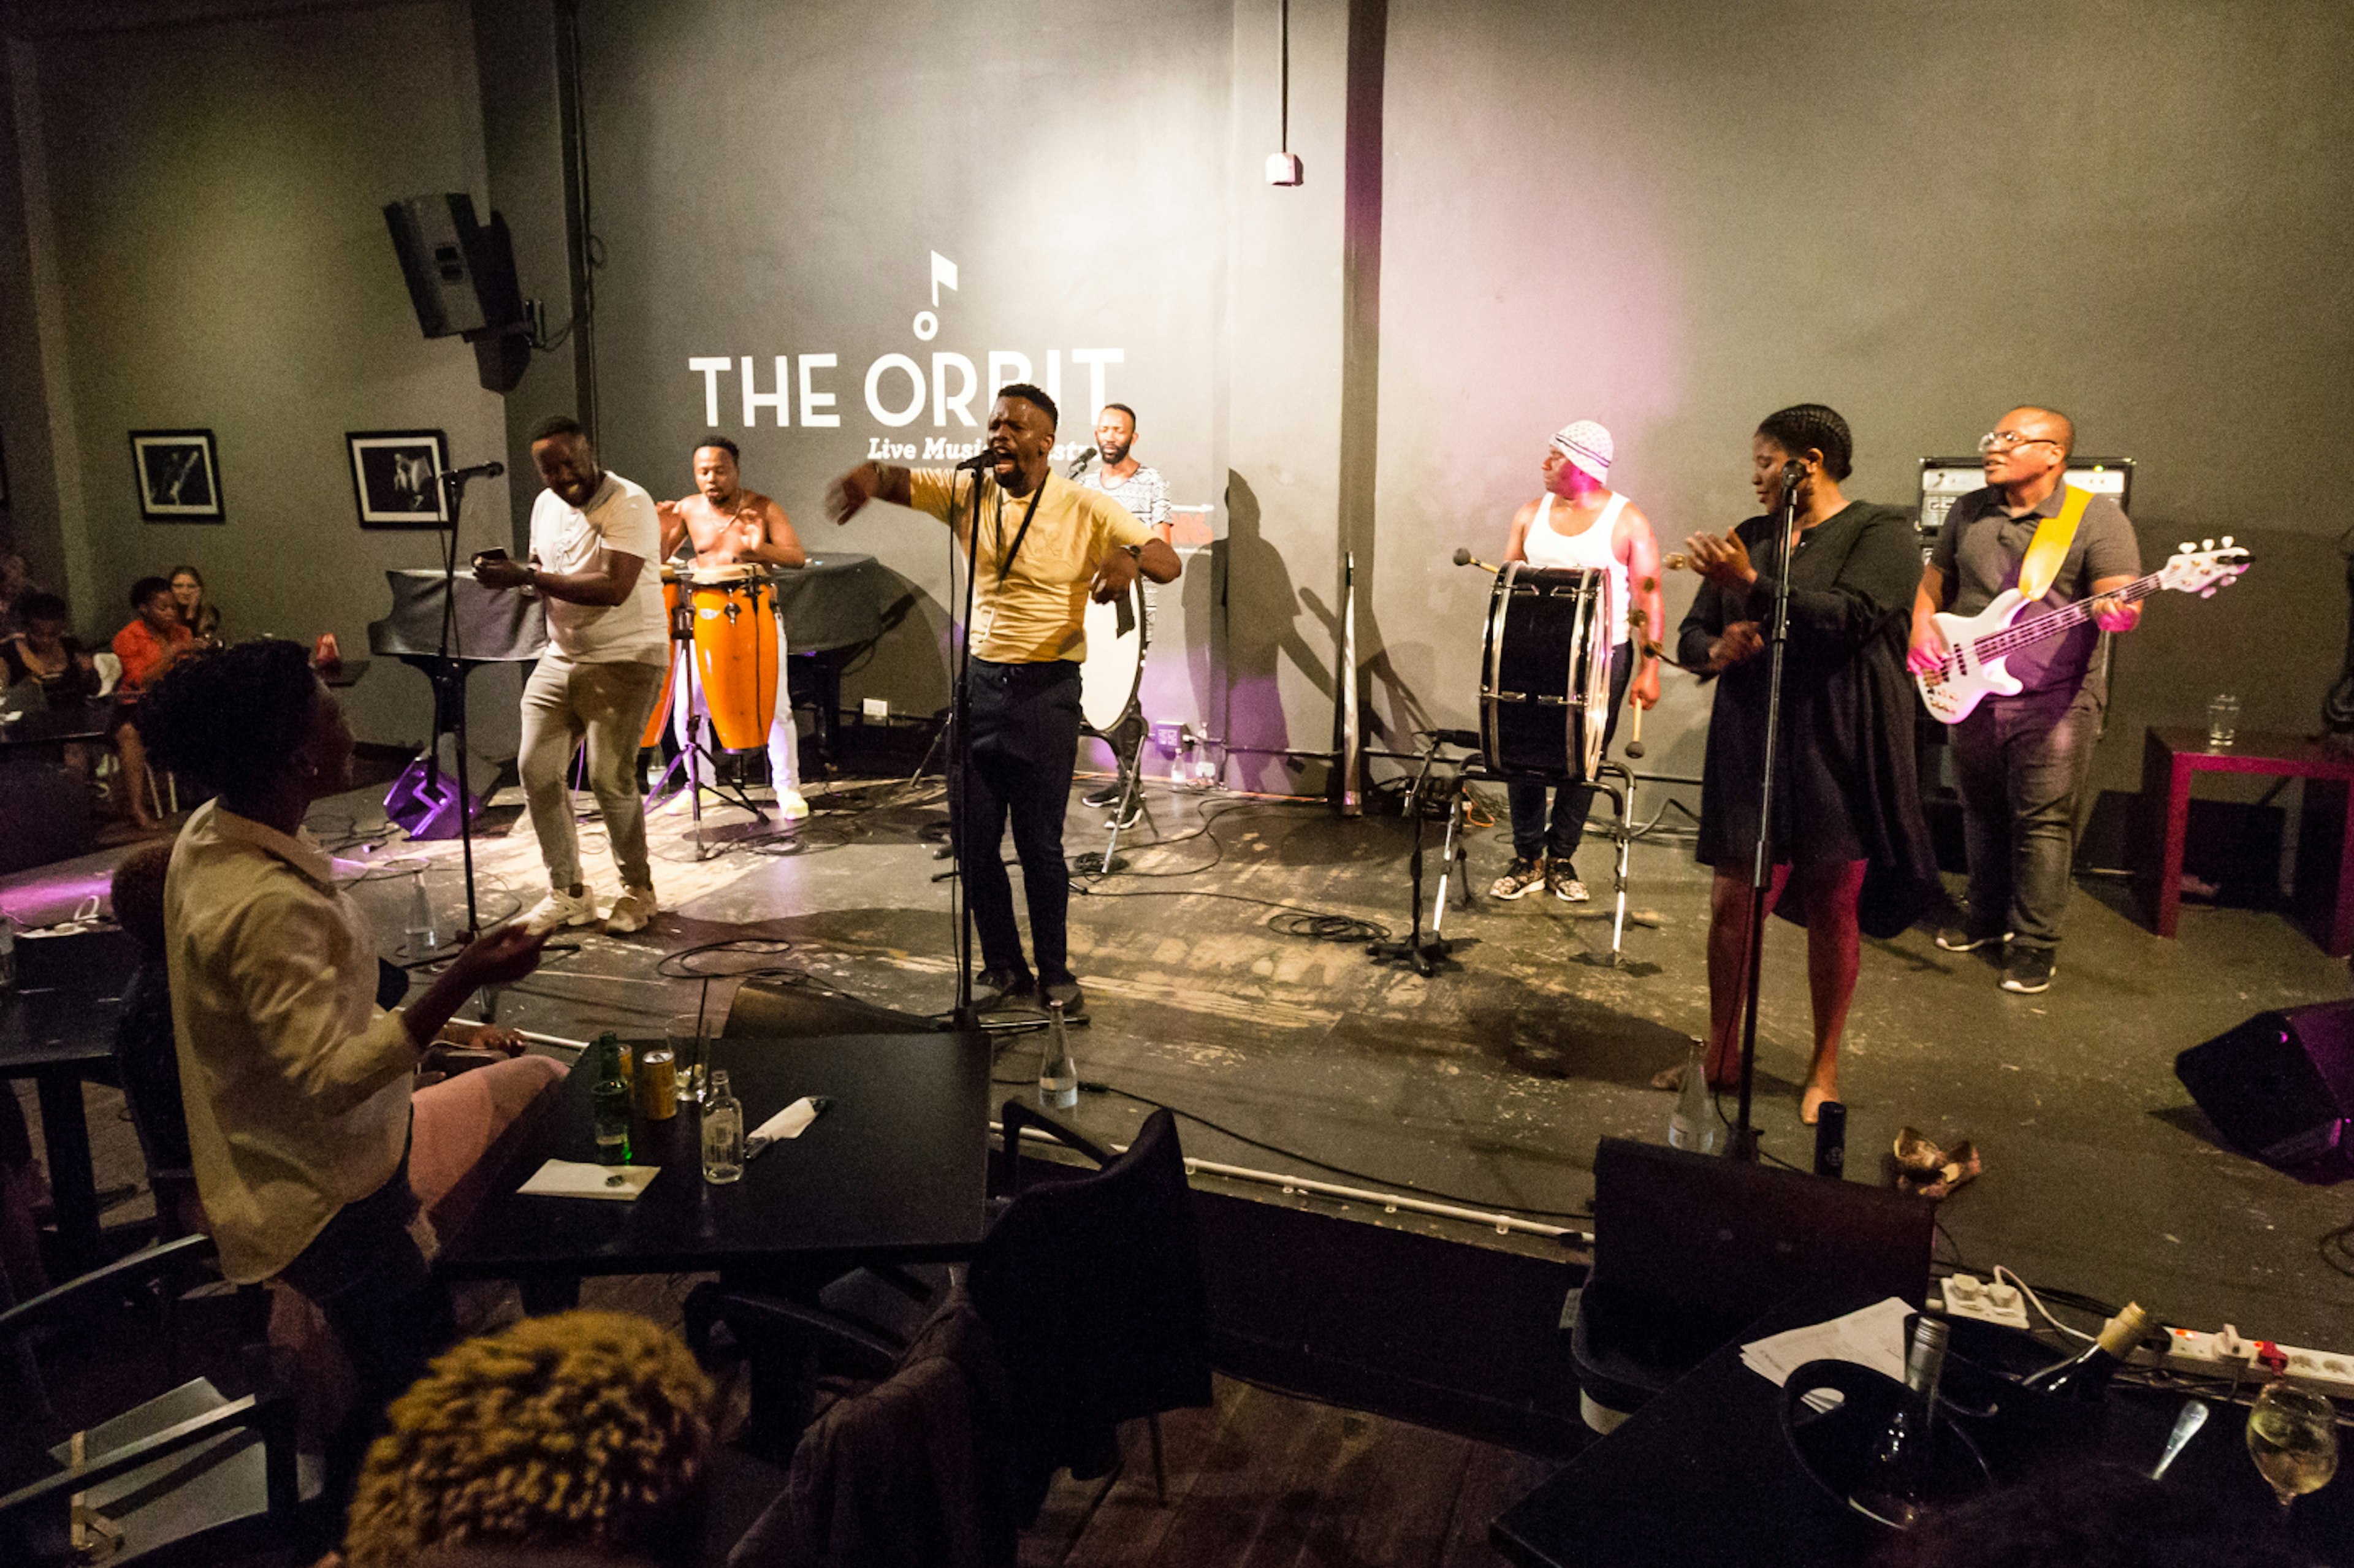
[986,471,1049,590]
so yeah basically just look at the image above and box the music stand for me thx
[1367,730,1480,975]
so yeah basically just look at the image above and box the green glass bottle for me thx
[590,1032,633,1165]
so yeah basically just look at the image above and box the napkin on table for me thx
[519,1160,659,1200]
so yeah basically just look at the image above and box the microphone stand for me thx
[950,462,986,1030]
[433,465,490,941]
[1729,468,1805,1162]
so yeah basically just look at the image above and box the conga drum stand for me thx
[650,594,771,859]
[1368,730,1479,975]
[1073,707,1148,877]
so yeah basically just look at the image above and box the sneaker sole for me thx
[1491,883,1541,901]
[1999,970,2054,994]
[1552,886,1590,903]
[1937,932,2009,953]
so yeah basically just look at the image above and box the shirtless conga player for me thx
[658,436,810,821]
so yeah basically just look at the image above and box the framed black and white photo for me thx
[130,430,223,521]
[346,430,450,527]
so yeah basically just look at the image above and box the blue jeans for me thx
[1951,688,2100,950]
[1508,642,1631,868]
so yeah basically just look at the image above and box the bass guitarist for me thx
[1908,406,2139,995]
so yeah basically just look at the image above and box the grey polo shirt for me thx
[1930,484,2139,698]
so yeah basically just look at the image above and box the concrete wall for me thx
[0,0,517,754]
[1368,0,2354,802]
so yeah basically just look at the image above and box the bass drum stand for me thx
[1368,731,1644,973]
[1073,707,1148,877]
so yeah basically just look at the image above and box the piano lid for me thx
[367,568,547,661]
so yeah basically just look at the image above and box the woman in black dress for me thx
[1672,405,1935,1122]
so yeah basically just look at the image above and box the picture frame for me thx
[130,429,223,521]
[346,429,451,528]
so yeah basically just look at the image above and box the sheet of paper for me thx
[750,1097,821,1143]
[1741,1295,1914,1388]
[518,1159,659,1200]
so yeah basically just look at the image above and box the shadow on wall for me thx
[1222,471,1335,794]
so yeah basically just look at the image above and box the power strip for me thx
[2150,1323,2354,1399]
[1937,1273,2031,1330]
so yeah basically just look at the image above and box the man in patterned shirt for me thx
[1078,404,1167,811]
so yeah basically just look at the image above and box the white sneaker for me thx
[524,885,599,934]
[778,788,810,821]
[604,886,658,934]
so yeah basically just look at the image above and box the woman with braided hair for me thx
[340,1311,712,1568]
[1669,405,1936,1124]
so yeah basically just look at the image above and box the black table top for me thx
[0,699,113,749]
[436,1030,992,1281]
[0,986,124,1073]
[1494,1294,2352,1567]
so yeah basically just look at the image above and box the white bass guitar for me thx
[1916,538,2250,724]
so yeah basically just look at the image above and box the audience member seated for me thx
[0,550,32,640]
[338,1311,713,1568]
[1,590,99,702]
[169,563,222,640]
[111,576,202,830]
[140,637,550,1506]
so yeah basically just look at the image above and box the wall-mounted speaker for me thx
[2175,1002,2354,1182]
[384,193,531,394]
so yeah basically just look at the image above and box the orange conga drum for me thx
[639,566,684,748]
[688,565,777,750]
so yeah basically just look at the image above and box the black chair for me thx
[0,1235,308,1567]
[1568,1137,1934,1433]
[698,1104,1213,1523]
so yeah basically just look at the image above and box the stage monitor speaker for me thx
[2174,1002,2354,1182]
[384,193,491,340]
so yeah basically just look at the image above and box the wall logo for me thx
[687,251,1121,464]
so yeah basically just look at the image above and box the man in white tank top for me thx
[1488,420,1663,902]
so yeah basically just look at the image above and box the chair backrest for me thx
[969,1107,1213,1455]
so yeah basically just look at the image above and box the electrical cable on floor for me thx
[1069,883,1389,943]
[2323,1218,2354,1282]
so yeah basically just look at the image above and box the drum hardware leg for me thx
[1074,712,1149,877]
[1367,737,1460,975]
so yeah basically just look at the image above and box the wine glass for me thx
[2245,1380,2339,1515]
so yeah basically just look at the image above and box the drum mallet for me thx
[1452,547,1501,574]
[1626,593,1653,759]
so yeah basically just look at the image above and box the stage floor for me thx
[7,765,2352,1351]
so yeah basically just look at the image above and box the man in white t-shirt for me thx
[473,414,669,934]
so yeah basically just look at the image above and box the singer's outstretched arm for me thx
[826,463,912,522]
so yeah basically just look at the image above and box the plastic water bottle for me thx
[405,869,437,954]
[1666,1038,1723,1154]
[701,1070,744,1184]
[1039,1001,1078,1110]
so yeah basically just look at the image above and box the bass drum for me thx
[1080,580,1148,736]
[1479,563,1611,781]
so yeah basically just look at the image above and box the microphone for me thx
[1780,459,1807,484]
[954,449,998,473]
[443,460,505,484]
[1453,547,1501,574]
[1065,446,1099,479]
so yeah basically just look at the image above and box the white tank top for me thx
[1523,492,1630,646]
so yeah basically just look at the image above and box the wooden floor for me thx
[1022,1376,1552,1568]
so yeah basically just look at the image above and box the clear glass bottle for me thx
[1850,1314,1949,1529]
[1039,1000,1078,1109]
[702,1070,744,1184]
[589,1033,632,1166]
[1666,1038,1723,1154]
[404,869,437,954]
